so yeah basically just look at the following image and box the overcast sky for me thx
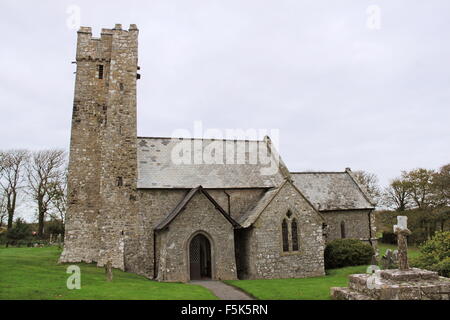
[1,0,449,193]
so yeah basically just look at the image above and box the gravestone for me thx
[105,261,113,282]
[381,249,397,270]
[331,216,450,300]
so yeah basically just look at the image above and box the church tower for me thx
[60,24,140,270]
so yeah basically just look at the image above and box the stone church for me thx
[60,25,377,282]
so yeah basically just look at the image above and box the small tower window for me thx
[282,219,289,252]
[117,177,123,187]
[291,218,299,251]
[341,221,346,239]
[97,65,104,79]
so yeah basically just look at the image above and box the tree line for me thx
[353,164,450,243]
[0,150,67,238]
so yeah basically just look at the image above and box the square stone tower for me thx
[60,24,140,271]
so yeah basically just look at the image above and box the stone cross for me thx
[393,216,411,270]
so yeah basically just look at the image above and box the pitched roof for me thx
[238,179,325,228]
[291,171,375,211]
[137,137,285,189]
[154,186,240,231]
[238,185,283,228]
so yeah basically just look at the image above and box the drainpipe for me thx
[153,231,157,280]
[368,210,373,247]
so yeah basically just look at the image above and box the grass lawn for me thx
[226,266,368,300]
[226,244,422,300]
[377,243,420,260]
[0,246,217,300]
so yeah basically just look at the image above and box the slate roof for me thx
[238,185,282,228]
[238,179,325,228]
[137,137,285,189]
[154,186,240,231]
[291,171,375,211]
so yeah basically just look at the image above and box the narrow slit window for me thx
[117,177,123,187]
[97,65,104,79]
[341,221,346,239]
[282,219,289,252]
[292,218,299,251]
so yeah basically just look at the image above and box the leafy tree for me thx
[404,168,435,209]
[432,164,450,207]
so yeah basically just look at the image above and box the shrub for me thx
[6,218,31,241]
[412,231,450,277]
[324,239,375,269]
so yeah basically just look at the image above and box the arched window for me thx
[340,221,346,239]
[282,219,289,252]
[291,218,299,251]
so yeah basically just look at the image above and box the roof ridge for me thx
[344,170,377,207]
[291,171,347,174]
[137,136,264,142]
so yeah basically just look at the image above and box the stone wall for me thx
[155,191,238,282]
[61,24,140,271]
[133,188,269,279]
[239,182,326,279]
[322,209,376,244]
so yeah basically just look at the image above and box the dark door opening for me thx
[189,234,212,280]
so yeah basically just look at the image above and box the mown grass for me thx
[0,244,422,300]
[226,266,368,300]
[0,246,217,300]
[226,244,421,300]
[377,243,420,260]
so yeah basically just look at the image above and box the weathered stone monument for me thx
[331,216,450,300]
[105,261,113,282]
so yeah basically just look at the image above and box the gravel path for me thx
[191,281,254,300]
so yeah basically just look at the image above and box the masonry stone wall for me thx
[240,182,326,279]
[61,24,140,271]
[323,210,376,244]
[132,188,266,279]
[155,191,238,282]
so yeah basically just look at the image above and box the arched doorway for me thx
[189,234,212,280]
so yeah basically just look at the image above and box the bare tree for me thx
[352,170,381,205]
[49,165,68,222]
[0,150,29,230]
[0,191,7,228]
[383,177,412,211]
[27,150,66,237]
